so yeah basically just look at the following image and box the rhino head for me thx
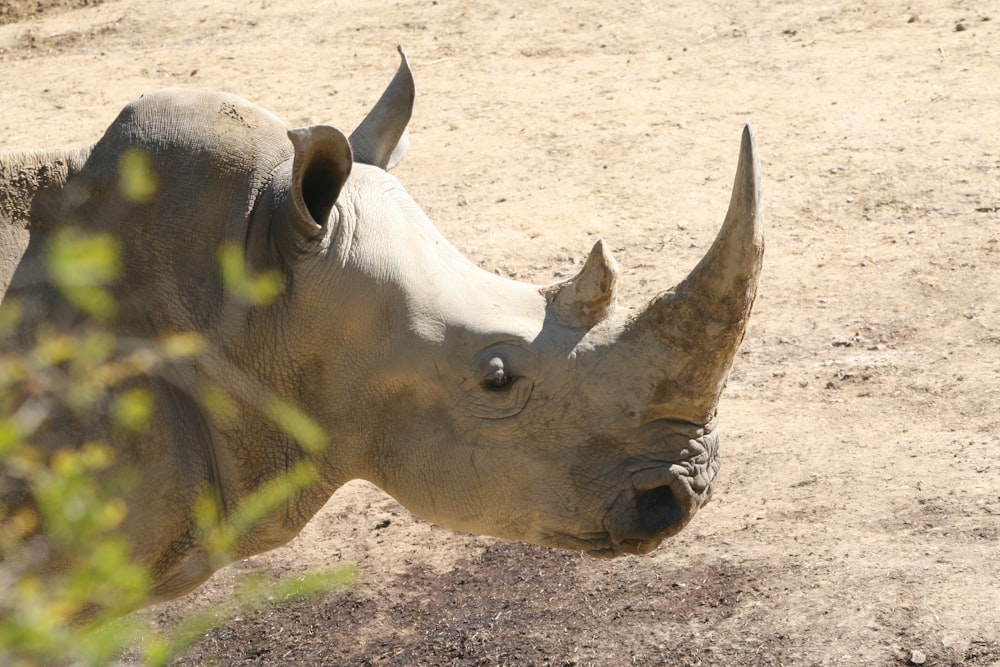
[260,49,763,557]
[1,48,762,603]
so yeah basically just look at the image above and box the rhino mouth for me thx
[599,424,720,557]
[599,471,699,556]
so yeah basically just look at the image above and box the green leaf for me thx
[113,388,153,432]
[218,243,284,306]
[45,229,121,320]
[266,396,326,453]
[118,148,158,203]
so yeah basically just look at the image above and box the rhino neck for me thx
[0,146,92,228]
[0,146,92,297]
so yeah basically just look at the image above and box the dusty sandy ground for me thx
[2,0,999,665]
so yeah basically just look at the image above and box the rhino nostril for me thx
[633,485,686,538]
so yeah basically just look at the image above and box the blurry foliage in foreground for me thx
[1,153,352,665]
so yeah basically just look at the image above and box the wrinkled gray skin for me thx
[0,49,763,607]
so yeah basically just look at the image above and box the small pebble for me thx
[910,649,926,665]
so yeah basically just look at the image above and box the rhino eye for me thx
[484,356,512,390]
[461,345,533,418]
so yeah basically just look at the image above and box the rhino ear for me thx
[284,125,353,245]
[349,46,415,170]
[542,240,620,329]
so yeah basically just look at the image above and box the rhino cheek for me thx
[378,419,609,546]
[358,390,498,529]
[486,437,633,548]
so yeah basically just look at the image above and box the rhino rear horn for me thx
[349,46,415,170]
[543,239,620,329]
[630,124,764,423]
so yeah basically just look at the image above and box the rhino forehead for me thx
[333,167,547,342]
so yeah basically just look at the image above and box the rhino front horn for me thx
[629,124,764,423]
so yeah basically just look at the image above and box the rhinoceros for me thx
[0,48,763,607]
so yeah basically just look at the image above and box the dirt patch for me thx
[172,543,759,667]
[0,0,102,25]
[1,0,999,665]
